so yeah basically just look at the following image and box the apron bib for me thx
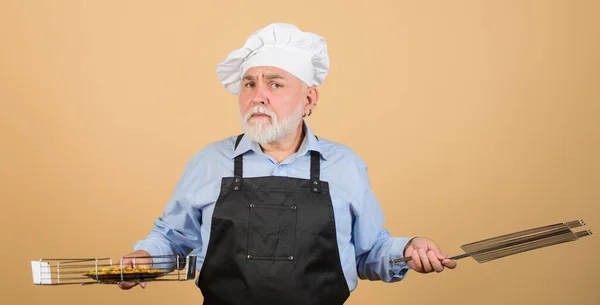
[196,134,350,305]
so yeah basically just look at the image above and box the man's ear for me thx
[305,86,319,108]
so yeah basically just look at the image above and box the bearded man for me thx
[118,22,456,305]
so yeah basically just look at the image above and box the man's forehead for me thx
[243,66,291,79]
[242,74,285,80]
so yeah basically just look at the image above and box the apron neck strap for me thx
[310,150,322,193]
[233,134,244,190]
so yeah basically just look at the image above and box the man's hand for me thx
[403,237,457,273]
[116,250,153,290]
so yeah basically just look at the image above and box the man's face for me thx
[238,66,308,144]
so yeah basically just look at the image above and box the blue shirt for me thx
[133,122,413,291]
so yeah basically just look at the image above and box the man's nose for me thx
[250,85,269,104]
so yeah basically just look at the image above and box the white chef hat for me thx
[216,22,330,95]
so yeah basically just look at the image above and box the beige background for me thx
[1,0,598,304]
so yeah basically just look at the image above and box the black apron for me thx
[196,134,350,305]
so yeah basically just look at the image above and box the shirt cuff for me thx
[388,236,418,282]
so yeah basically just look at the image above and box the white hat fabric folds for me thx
[217,23,330,95]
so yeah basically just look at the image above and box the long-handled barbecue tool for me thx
[390,219,592,265]
[31,255,196,286]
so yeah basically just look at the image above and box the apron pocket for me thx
[247,203,297,261]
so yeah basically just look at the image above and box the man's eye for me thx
[244,82,255,88]
[271,83,282,88]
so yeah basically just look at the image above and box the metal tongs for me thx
[391,219,592,265]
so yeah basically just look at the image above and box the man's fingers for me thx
[418,250,433,273]
[118,257,153,271]
[427,250,444,272]
[442,258,457,269]
[118,282,138,290]
[118,281,148,290]
[424,241,447,261]
[408,249,422,271]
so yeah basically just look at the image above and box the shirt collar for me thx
[231,121,327,161]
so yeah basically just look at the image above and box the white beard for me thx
[240,104,304,144]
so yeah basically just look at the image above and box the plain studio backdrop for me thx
[1,1,598,304]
